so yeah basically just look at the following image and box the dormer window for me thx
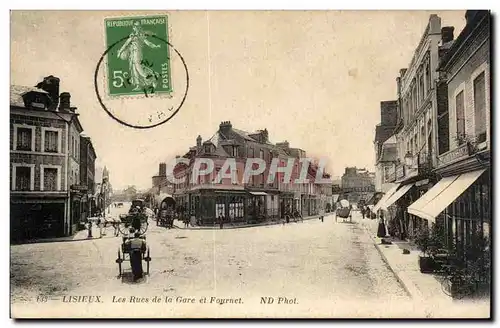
[22,91,49,110]
[204,145,211,153]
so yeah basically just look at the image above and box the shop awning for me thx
[372,183,400,213]
[407,176,457,218]
[380,183,414,211]
[408,169,486,223]
[249,191,268,196]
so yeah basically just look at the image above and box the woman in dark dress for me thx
[377,211,386,238]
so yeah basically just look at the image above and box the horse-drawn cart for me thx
[117,199,149,235]
[156,194,176,228]
[116,233,151,278]
[336,199,352,222]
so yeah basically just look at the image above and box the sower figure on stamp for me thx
[125,230,147,281]
[117,21,161,91]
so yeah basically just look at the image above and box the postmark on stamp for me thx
[105,15,172,97]
[95,14,189,129]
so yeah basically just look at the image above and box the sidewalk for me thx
[174,214,326,230]
[353,212,455,304]
[13,218,121,245]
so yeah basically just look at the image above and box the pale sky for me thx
[10,10,466,190]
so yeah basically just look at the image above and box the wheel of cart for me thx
[118,213,149,236]
[144,246,151,275]
[116,247,123,276]
[116,235,151,278]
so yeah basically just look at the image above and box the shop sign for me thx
[70,184,88,192]
[415,179,429,187]
[438,143,470,168]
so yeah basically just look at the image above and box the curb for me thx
[11,233,119,245]
[356,219,414,300]
[12,236,101,245]
[173,215,324,230]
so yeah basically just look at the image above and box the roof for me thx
[383,135,397,145]
[438,11,490,71]
[374,125,396,144]
[10,85,49,108]
[380,146,398,162]
[232,128,257,142]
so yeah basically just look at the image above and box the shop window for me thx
[473,72,487,143]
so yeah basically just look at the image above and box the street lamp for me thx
[404,152,414,167]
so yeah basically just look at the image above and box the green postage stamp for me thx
[104,15,172,97]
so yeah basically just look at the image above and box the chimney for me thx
[276,141,290,149]
[59,92,71,111]
[35,75,60,110]
[262,128,269,142]
[159,163,166,176]
[465,10,480,25]
[219,121,232,135]
[441,26,455,43]
[196,135,202,149]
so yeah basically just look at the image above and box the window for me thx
[259,149,264,159]
[232,146,238,157]
[204,145,211,153]
[15,166,31,191]
[419,73,425,102]
[425,63,430,94]
[248,148,254,158]
[455,90,465,144]
[44,130,59,153]
[43,167,58,191]
[16,127,33,151]
[473,72,486,143]
[71,136,75,155]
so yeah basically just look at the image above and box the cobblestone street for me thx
[12,211,418,317]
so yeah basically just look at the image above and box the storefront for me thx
[408,144,491,263]
[70,187,86,235]
[280,192,294,218]
[189,186,249,225]
[11,194,67,241]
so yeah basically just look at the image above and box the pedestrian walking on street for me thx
[125,231,147,282]
[377,212,386,238]
[87,220,93,238]
[97,218,103,238]
[361,206,365,219]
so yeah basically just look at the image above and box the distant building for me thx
[341,167,375,204]
[157,121,332,225]
[79,135,97,221]
[374,101,398,193]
